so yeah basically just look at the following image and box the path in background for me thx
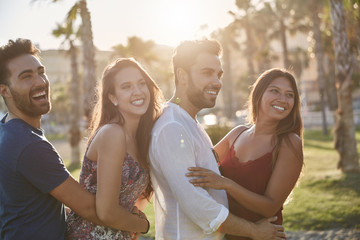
[139,229,360,240]
[52,139,87,162]
[286,229,360,240]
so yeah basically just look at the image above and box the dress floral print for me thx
[66,153,149,240]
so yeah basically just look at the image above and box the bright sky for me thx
[0,0,237,51]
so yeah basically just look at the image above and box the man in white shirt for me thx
[149,39,285,240]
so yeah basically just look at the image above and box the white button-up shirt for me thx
[149,103,229,240]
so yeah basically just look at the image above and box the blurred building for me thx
[29,34,359,130]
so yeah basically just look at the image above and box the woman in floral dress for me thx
[66,58,164,239]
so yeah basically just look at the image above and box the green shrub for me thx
[205,125,232,145]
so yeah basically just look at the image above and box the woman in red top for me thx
[187,68,303,240]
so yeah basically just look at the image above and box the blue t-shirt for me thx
[0,114,70,240]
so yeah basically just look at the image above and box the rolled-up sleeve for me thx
[152,122,229,233]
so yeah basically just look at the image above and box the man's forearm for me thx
[219,214,285,240]
[218,213,255,238]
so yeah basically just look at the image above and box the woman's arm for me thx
[94,125,149,233]
[188,133,303,217]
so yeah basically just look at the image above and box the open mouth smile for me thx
[272,105,285,111]
[205,89,219,95]
[131,98,145,106]
[32,90,47,100]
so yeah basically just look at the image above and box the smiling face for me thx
[186,52,223,111]
[2,54,50,119]
[108,66,150,119]
[258,76,295,122]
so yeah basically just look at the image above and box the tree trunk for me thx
[69,41,81,164]
[279,18,289,69]
[312,7,328,135]
[245,15,256,85]
[79,0,97,123]
[356,2,360,59]
[222,37,234,119]
[330,0,359,173]
[324,56,338,111]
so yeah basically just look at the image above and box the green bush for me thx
[205,125,232,145]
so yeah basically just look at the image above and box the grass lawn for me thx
[62,128,360,238]
[282,129,360,231]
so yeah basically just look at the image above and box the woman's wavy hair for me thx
[88,58,164,199]
[247,68,303,165]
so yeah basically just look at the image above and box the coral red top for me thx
[220,129,283,240]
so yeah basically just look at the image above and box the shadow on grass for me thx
[304,173,360,195]
[286,213,360,230]
[303,129,334,142]
[284,173,360,231]
[303,142,335,151]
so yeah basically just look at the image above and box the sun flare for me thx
[154,1,210,45]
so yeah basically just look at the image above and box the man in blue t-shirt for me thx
[0,39,103,239]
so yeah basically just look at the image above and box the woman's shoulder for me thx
[280,132,303,161]
[220,125,249,145]
[232,125,250,133]
[283,132,302,148]
[95,123,126,142]
[228,125,249,138]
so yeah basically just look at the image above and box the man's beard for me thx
[9,86,51,117]
[187,75,217,110]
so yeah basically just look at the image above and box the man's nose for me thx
[213,76,222,89]
[34,74,48,86]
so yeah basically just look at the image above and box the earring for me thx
[113,102,118,106]
[175,97,181,105]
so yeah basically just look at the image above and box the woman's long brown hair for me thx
[247,68,303,166]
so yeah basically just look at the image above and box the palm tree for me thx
[295,0,330,135]
[112,36,158,65]
[78,0,96,122]
[212,23,239,119]
[36,0,96,122]
[251,7,279,73]
[262,0,292,68]
[330,0,359,173]
[230,0,257,85]
[318,3,339,111]
[52,18,82,165]
[262,0,309,69]
[346,0,360,66]
[312,5,328,135]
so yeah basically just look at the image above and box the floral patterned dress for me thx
[66,152,149,240]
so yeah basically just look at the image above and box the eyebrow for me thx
[200,67,214,71]
[18,66,45,78]
[120,77,145,85]
[18,69,32,78]
[269,85,294,92]
[200,67,223,74]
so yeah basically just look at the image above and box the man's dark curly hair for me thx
[0,38,39,86]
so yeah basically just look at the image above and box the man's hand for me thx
[252,217,285,240]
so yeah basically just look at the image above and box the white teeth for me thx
[273,105,285,111]
[132,99,144,105]
[206,90,217,95]
[33,91,46,98]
